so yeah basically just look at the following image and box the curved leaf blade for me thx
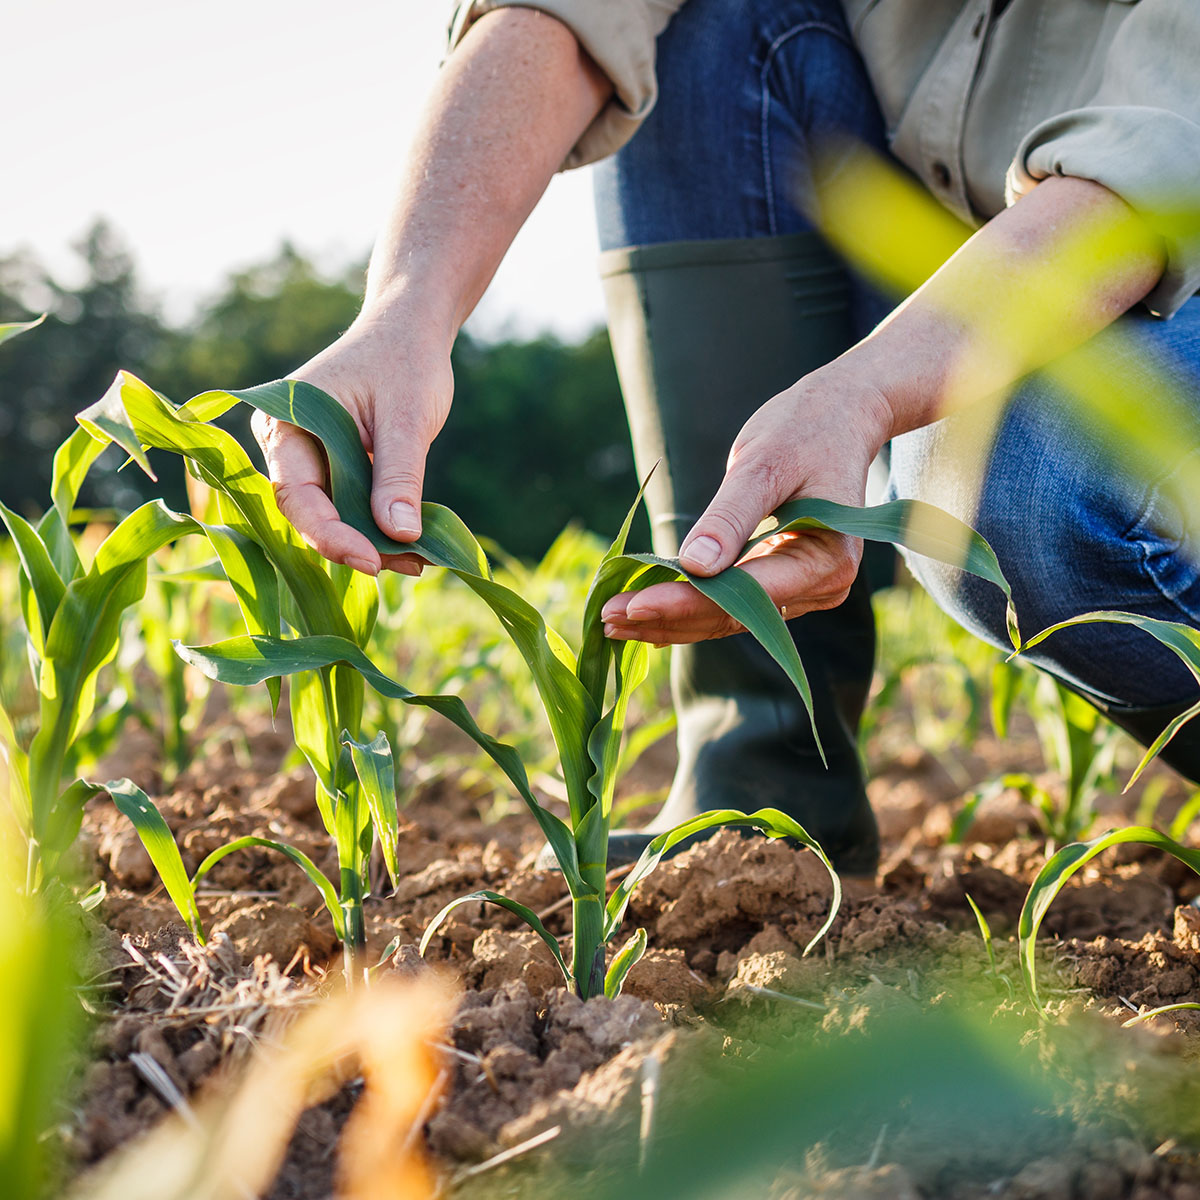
[104,778,204,942]
[1020,610,1200,786]
[1018,825,1200,1011]
[603,808,841,955]
[191,835,345,940]
[0,314,46,347]
[343,730,400,888]
[760,497,1018,648]
[604,927,647,999]
[0,501,64,653]
[618,553,821,763]
[418,889,571,986]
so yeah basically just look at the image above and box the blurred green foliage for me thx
[0,222,640,557]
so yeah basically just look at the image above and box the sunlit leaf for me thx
[418,888,570,986]
[1018,825,1200,1010]
[104,779,205,941]
[343,730,400,889]
[604,807,841,954]
[192,835,345,941]
[604,926,647,999]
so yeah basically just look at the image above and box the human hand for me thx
[251,314,453,576]
[601,368,895,644]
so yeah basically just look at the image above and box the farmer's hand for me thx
[251,312,452,577]
[251,7,610,577]
[601,365,894,644]
[602,174,1166,645]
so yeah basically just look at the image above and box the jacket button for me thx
[931,160,952,188]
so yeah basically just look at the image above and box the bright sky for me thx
[4,0,606,340]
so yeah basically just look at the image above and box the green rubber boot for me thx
[599,234,881,876]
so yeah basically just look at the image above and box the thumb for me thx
[369,415,431,543]
[678,460,783,576]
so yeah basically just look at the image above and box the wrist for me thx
[354,281,459,356]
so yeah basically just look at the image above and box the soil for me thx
[60,698,1200,1200]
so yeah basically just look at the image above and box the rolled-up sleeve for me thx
[447,0,681,168]
[1005,3,1200,318]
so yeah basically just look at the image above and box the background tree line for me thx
[0,220,641,558]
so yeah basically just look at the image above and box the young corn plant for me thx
[965,661,1120,849]
[134,379,1018,999]
[0,318,245,890]
[72,372,432,981]
[1015,611,1200,1014]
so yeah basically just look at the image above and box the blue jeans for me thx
[594,0,1200,719]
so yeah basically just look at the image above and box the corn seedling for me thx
[0,321,228,889]
[1012,611,1200,1011]
[985,663,1120,848]
[122,380,1019,999]
[71,373,430,981]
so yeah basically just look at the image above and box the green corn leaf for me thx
[191,835,345,940]
[419,889,571,986]
[604,808,841,954]
[759,497,1018,648]
[0,502,64,656]
[332,775,367,892]
[78,373,358,645]
[331,561,379,648]
[964,892,998,975]
[39,779,109,873]
[342,731,400,889]
[1169,790,1200,842]
[34,508,83,590]
[104,778,205,941]
[29,555,148,833]
[1122,1002,1200,1028]
[0,314,45,347]
[174,633,587,896]
[578,557,676,708]
[27,498,282,837]
[50,426,106,532]
[220,380,603,823]
[1018,825,1200,1011]
[585,639,650,818]
[576,473,657,704]
[201,524,282,713]
[1020,610,1200,788]
[604,926,647,999]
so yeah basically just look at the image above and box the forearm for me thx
[360,7,611,339]
[849,176,1167,440]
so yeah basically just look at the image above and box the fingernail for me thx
[388,501,420,538]
[680,535,721,572]
[626,604,662,623]
[600,602,624,622]
[346,555,379,577]
[394,561,423,578]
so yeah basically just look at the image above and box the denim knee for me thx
[890,383,1200,708]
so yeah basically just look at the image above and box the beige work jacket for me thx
[448,0,1200,316]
